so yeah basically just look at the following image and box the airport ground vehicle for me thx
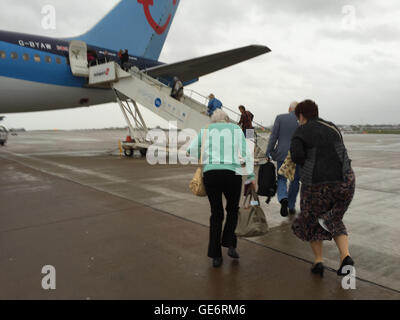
[0,125,8,146]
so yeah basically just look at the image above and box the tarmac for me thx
[0,129,399,300]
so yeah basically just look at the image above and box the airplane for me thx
[0,0,270,117]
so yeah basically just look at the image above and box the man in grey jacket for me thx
[266,102,300,217]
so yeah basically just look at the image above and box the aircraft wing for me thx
[146,45,271,83]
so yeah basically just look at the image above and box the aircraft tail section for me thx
[76,0,180,60]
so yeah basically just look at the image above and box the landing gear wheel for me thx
[140,148,148,157]
[124,148,134,157]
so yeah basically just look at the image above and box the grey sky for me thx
[1,0,399,130]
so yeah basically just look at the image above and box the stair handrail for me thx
[184,89,267,130]
[127,68,268,130]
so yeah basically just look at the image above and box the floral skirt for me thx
[292,169,355,242]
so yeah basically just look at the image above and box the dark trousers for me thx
[203,170,242,258]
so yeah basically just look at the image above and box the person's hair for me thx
[238,105,246,111]
[211,109,230,123]
[209,93,215,99]
[289,101,298,112]
[295,100,319,120]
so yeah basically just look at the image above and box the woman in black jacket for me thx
[290,100,356,277]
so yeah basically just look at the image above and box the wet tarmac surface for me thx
[0,130,399,299]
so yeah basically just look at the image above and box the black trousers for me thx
[203,170,242,258]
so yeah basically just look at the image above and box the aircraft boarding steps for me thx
[113,66,211,132]
[87,62,268,160]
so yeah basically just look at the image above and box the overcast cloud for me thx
[0,0,399,130]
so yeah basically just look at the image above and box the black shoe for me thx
[212,257,223,268]
[337,256,354,276]
[228,247,240,259]
[311,262,324,277]
[289,209,296,215]
[280,199,289,217]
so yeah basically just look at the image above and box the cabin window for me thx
[11,52,18,60]
[0,51,5,59]
[23,53,29,61]
[55,57,62,64]
[34,54,41,63]
[45,56,52,63]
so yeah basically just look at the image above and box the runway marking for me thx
[0,149,128,184]
[143,173,194,182]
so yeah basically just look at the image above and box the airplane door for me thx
[69,40,89,77]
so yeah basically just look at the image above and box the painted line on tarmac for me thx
[0,149,127,184]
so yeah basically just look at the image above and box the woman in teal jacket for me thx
[188,109,256,268]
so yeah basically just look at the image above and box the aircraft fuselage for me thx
[0,30,162,113]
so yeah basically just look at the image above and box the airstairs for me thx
[86,61,268,160]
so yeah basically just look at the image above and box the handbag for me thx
[235,190,269,238]
[189,127,208,197]
[278,151,296,181]
[257,160,277,204]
